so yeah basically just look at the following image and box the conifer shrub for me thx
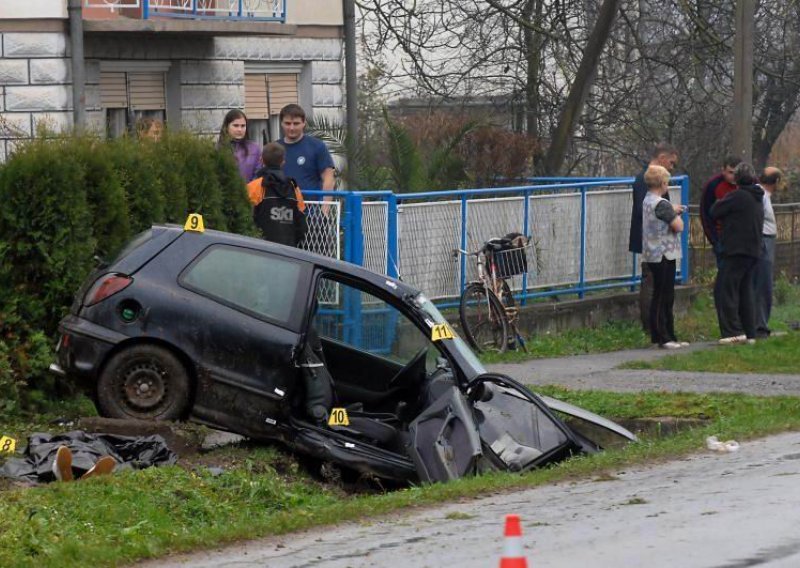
[0,131,254,413]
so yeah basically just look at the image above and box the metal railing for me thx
[301,175,691,307]
[688,202,800,279]
[84,0,287,21]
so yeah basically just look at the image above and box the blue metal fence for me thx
[304,175,690,308]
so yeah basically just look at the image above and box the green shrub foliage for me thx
[0,131,254,413]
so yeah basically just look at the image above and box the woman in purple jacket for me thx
[217,109,261,182]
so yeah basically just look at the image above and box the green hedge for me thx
[0,132,255,415]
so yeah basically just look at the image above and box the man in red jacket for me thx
[710,162,764,343]
[699,155,741,267]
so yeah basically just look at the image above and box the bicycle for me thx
[455,235,531,353]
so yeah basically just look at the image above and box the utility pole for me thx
[732,0,755,163]
[343,0,360,188]
[67,0,86,130]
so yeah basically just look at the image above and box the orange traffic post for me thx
[499,514,528,568]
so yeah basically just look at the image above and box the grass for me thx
[621,333,800,374]
[1,280,796,566]
[617,277,800,374]
[2,390,800,567]
[480,320,650,363]
[481,278,800,364]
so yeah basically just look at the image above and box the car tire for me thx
[97,344,191,421]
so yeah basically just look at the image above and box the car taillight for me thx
[84,274,133,306]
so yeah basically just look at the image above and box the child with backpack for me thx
[247,143,308,247]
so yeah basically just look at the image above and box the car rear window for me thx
[110,229,153,265]
[181,245,304,326]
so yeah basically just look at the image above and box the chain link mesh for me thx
[397,201,462,299]
[464,197,528,291]
[362,201,388,275]
[301,200,341,304]
[337,183,685,301]
[528,192,582,288]
[585,187,633,281]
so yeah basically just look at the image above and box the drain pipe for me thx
[343,0,359,188]
[68,0,87,130]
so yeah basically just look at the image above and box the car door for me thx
[467,373,584,472]
[176,243,312,437]
[407,384,484,482]
[294,272,475,482]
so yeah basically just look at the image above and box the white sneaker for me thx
[660,341,681,349]
[719,335,747,345]
[678,341,690,347]
[746,338,756,345]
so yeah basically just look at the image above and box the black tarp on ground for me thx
[0,430,177,483]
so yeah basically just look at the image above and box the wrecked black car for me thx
[53,223,635,483]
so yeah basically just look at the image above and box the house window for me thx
[100,70,167,138]
[244,72,299,144]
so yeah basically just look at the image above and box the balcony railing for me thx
[84,0,286,22]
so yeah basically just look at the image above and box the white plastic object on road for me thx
[706,435,740,453]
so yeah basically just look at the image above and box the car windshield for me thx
[411,293,486,375]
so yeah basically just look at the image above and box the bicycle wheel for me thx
[459,283,509,353]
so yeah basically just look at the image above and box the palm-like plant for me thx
[308,108,479,193]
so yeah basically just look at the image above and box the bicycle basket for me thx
[484,234,530,278]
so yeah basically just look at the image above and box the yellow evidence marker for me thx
[184,213,205,233]
[431,323,455,341]
[328,408,350,427]
[0,435,17,454]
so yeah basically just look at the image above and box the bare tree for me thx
[357,0,800,183]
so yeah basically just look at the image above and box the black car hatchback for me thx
[54,222,635,483]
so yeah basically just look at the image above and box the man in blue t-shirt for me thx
[278,104,335,213]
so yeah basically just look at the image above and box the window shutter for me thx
[128,72,166,110]
[245,74,270,119]
[100,71,128,109]
[268,74,298,115]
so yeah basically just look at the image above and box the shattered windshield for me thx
[411,293,487,375]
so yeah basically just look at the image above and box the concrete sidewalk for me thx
[486,342,800,396]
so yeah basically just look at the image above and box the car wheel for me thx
[97,345,191,421]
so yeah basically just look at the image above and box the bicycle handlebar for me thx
[452,248,480,258]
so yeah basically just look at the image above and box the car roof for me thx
[156,224,421,299]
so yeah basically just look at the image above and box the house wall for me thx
[0,30,72,161]
[0,0,344,24]
[286,0,343,26]
[0,1,67,19]
[0,4,344,161]
[82,35,344,136]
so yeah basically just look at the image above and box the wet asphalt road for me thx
[141,344,800,567]
[146,430,800,568]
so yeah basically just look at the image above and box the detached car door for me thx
[178,244,311,437]
[468,374,585,472]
